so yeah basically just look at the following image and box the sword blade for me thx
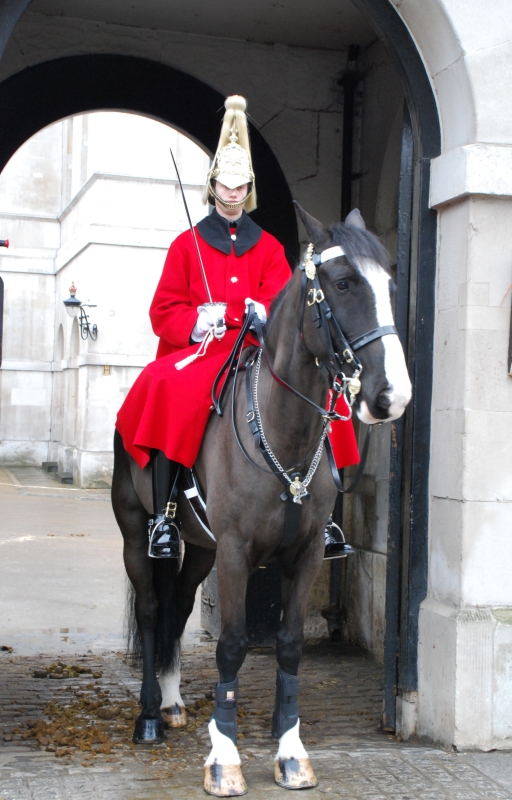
[169,146,213,303]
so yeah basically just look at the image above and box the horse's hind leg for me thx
[204,543,249,797]
[159,542,216,728]
[112,432,166,743]
[272,546,323,790]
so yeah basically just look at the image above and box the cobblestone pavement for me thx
[2,643,512,800]
[2,468,512,798]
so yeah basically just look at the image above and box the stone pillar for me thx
[417,145,512,749]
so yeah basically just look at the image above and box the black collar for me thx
[196,208,262,256]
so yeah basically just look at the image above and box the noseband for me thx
[298,242,397,415]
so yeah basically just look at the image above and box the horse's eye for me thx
[335,280,349,293]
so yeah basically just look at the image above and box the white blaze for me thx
[356,259,411,423]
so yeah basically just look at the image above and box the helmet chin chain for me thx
[208,184,253,210]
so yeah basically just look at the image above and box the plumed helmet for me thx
[206,95,257,212]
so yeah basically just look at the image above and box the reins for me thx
[211,242,394,551]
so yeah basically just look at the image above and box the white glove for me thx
[191,304,227,342]
[245,298,267,325]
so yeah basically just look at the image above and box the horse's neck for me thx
[260,271,328,450]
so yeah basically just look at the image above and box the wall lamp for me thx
[63,282,98,340]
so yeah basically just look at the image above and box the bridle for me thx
[298,242,397,418]
[212,241,397,520]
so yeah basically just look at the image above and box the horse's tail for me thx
[124,557,183,674]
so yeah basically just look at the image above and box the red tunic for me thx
[116,216,359,470]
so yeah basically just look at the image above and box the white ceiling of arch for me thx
[28,0,376,50]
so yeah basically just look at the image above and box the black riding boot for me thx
[323,517,355,560]
[148,450,181,559]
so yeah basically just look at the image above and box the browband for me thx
[312,245,345,265]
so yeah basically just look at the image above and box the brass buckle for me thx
[247,411,255,423]
[307,288,325,306]
[165,501,177,520]
[342,348,354,364]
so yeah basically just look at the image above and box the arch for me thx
[378,0,475,150]
[0,54,298,264]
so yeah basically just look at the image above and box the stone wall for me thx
[3,11,350,232]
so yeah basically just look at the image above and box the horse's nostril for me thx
[376,388,391,411]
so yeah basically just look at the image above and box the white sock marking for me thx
[356,258,411,422]
[205,719,241,766]
[275,719,308,761]
[159,665,184,710]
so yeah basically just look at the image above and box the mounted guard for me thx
[115,95,359,560]
[111,93,412,790]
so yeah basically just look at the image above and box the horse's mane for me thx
[327,222,391,274]
[268,221,391,324]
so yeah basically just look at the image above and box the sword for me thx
[169,147,213,304]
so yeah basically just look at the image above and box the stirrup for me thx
[324,517,354,560]
[148,514,180,559]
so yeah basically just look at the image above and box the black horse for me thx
[111,206,411,796]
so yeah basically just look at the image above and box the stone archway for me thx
[0,54,298,264]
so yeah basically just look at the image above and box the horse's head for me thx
[295,204,411,424]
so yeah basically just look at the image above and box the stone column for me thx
[417,144,512,749]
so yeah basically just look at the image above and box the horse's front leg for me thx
[204,541,249,797]
[272,538,324,790]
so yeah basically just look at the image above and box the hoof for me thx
[274,758,318,790]
[132,716,165,744]
[161,704,187,728]
[204,764,247,796]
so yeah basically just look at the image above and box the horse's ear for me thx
[345,208,366,230]
[293,201,331,248]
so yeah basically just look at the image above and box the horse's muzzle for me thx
[357,381,411,424]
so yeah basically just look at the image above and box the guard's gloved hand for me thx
[191,304,227,342]
[244,298,267,325]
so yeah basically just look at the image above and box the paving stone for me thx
[1,645,512,800]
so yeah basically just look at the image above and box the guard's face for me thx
[214,181,249,205]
